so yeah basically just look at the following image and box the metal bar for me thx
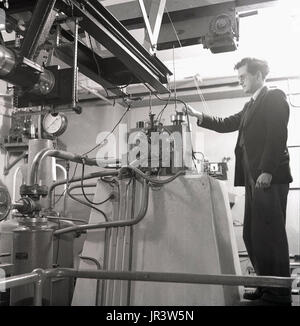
[138,0,155,47]
[4,151,28,175]
[47,268,295,289]
[0,272,38,289]
[30,149,100,185]
[81,0,171,77]
[33,278,43,306]
[20,0,57,59]
[72,17,79,110]
[138,0,166,53]
[101,227,112,306]
[62,0,170,93]
[151,0,166,51]
[127,178,136,305]
[55,28,126,98]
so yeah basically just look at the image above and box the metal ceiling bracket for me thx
[138,0,166,54]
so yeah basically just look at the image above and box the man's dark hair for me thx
[234,57,270,80]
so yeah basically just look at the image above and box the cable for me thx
[67,184,109,221]
[165,6,182,48]
[80,161,113,206]
[82,103,131,156]
[157,92,171,124]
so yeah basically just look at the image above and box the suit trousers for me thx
[243,180,291,303]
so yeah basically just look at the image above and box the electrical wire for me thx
[80,161,113,206]
[67,184,109,221]
[82,103,131,156]
[156,92,171,124]
[165,6,182,48]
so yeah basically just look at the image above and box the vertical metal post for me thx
[126,178,136,305]
[72,17,79,110]
[33,269,44,306]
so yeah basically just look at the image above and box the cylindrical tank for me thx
[0,219,19,264]
[10,218,53,306]
[26,139,54,185]
[48,219,76,306]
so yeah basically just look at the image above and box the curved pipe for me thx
[54,179,149,236]
[12,166,22,204]
[29,149,99,185]
[55,163,68,215]
[47,170,119,210]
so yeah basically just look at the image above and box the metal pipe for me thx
[101,228,111,306]
[79,256,101,306]
[127,177,136,305]
[46,216,87,224]
[119,166,186,185]
[33,269,44,306]
[0,268,296,306]
[47,170,119,209]
[45,268,295,289]
[30,149,101,185]
[4,151,28,176]
[55,163,68,216]
[54,179,149,236]
[0,272,39,290]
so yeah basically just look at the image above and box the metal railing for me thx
[0,267,297,306]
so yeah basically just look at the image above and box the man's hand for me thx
[184,104,202,119]
[255,173,272,188]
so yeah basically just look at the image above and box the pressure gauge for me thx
[42,112,68,136]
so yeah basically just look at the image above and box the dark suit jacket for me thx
[199,86,293,186]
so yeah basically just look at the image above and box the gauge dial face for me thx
[42,113,67,136]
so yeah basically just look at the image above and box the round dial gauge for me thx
[42,113,68,136]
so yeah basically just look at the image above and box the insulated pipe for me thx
[29,149,100,185]
[47,170,119,210]
[53,180,149,236]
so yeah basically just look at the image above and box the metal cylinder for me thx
[27,139,54,209]
[10,218,53,306]
[0,45,16,76]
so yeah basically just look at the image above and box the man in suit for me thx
[185,57,293,305]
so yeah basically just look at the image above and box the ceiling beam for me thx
[105,0,279,24]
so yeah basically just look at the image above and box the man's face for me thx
[237,64,260,94]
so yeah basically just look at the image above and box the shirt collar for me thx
[251,85,265,101]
